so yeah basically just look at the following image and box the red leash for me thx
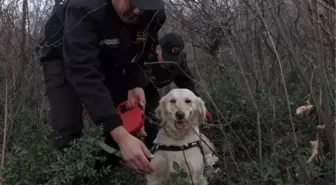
[117,101,145,134]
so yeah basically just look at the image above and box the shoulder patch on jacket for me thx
[99,38,120,46]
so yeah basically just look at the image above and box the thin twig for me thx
[1,22,9,171]
[258,0,299,152]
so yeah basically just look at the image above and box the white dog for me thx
[146,88,218,185]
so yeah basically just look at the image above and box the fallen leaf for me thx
[317,124,325,130]
[295,103,314,116]
[307,140,319,163]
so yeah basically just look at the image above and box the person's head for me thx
[156,33,185,68]
[111,0,165,23]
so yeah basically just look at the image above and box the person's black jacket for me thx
[60,0,165,131]
[38,2,67,62]
[149,52,199,96]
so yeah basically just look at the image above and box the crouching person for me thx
[38,0,166,181]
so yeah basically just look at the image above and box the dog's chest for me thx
[153,147,204,175]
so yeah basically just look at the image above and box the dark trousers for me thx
[42,59,160,164]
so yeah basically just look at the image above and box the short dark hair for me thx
[159,33,184,54]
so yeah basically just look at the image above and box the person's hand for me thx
[111,126,154,174]
[119,134,153,174]
[127,87,146,109]
[136,126,147,137]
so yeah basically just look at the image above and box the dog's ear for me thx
[155,105,162,121]
[196,97,207,121]
[155,98,166,121]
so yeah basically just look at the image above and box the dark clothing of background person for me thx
[38,0,166,156]
[142,33,200,148]
[147,33,199,95]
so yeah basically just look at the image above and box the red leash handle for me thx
[117,101,145,134]
[117,101,130,114]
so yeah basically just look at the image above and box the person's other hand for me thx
[111,126,154,174]
[127,87,146,109]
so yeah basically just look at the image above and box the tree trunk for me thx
[311,0,336,158]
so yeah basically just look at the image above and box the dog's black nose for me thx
[175,111,185,120]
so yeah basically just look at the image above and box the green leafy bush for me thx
[1,110,121,185]
[199,73,335,185]
[1,73,334,185]
[1,111,192,185]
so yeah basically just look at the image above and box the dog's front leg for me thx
[198,175,208,185]
[146,174,164,185]
[187,173,208,185]
[146,153,169,185]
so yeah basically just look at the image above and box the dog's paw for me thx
[205,167,221,180]
[213,168,221,174]
[204,154,221,179]
[204,154,219,167]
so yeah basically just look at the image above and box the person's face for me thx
[111,0,142,23]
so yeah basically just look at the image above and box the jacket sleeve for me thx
[174,52,200,96]
[62,3,123,131]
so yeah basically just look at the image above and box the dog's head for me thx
[155,88,207,137]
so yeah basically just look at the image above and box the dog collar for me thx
[150,140,202,153]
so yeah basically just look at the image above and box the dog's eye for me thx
[185,99,191,103]
[170,99,176,103]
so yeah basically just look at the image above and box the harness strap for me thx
[150,141,200,153]
[150,140,206,165]
[196,140,207,165]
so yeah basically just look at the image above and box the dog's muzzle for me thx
[174,110,187,129]
[175,110,185,120]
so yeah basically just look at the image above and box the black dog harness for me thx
[150,140,206,164]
